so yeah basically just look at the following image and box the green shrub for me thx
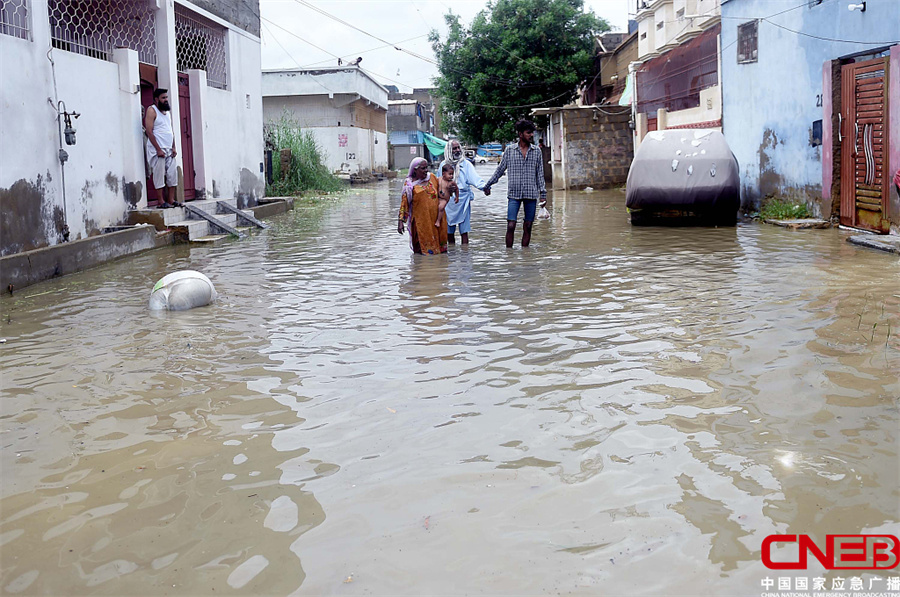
[759,196,810,220]
[266,114,345,195]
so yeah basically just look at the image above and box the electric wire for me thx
[299,34,429,69]
[761,18,899,45]
[261,21,302,68]
[288,0,551,87]
[261,15,341,59]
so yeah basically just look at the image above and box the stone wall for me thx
[564,109,633,189]
[187,0,260,37]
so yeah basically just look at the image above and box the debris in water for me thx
[343,574,354,584]
[386,407,397,413]
[671,159,679,172]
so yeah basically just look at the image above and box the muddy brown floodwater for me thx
[1,168,899,596]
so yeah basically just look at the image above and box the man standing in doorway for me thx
[483,119,546,247]
[144,88,180,208]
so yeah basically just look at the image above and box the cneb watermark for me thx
[762,535,899,570]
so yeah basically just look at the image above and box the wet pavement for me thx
[1,166,899,595]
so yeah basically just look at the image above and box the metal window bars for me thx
[48,0,157,65]
[174,5,227,90]
[1,0,29,39]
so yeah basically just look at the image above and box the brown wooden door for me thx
[178,73,196,201]
[840,57,890,233]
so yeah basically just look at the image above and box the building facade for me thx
[633,0,723,145]
[0,0,265,256]
[581,30,638,107]
[721,0,900,231]
[261,67,388,176]
[387,99,431,168]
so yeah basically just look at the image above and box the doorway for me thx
[139,63,159,206]
[840,56,890,233]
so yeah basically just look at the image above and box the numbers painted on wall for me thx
[816,94,823,107]
[346,153,356,160]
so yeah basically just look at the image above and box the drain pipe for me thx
[47,49,76,242]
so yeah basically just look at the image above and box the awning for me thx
[423,132,448,156]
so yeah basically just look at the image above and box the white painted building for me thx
[0,0,264,256]
[632,0,722,147]
[261,67,388,176]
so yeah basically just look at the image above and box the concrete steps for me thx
[129,198,257,242]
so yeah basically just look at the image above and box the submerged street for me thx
[1,168,899,595]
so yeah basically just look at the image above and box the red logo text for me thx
[762,534,899,570]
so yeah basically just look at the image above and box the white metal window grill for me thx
[174,5,227,90]
[48,0,157,64]
[1,0,29,40]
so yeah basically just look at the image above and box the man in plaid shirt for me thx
[484,119,547,247]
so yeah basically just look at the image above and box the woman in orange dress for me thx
[397,157,448,255]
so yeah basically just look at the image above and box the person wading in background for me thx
[483,119,546,248]
[439,139,487,245]
[144,89,181,209]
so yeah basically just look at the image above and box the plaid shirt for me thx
[485,144,547,201]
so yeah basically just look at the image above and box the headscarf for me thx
[403,157,429,204]
[444,140,463,182]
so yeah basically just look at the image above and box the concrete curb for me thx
[847,235,900,255]
[764,218,832,229]
[1,225,172,294]
[252,198,293,219]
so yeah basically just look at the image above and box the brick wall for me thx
[563,109,633,189]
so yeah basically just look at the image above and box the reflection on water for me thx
[1,170,898,595]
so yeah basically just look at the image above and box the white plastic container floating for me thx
[148,270,217,311]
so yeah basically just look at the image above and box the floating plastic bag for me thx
[149,270,217,311]
[537,202,550,219]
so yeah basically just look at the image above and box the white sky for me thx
[259,0,632,92]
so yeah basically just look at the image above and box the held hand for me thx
[171,147,178,158]
[483,186,491,196]
[397,220,404,234]
[455,197,459,203]
[156,148,166,157]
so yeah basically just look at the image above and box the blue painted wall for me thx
[721,0,900,214]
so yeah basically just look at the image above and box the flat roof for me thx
[262,66,389,95]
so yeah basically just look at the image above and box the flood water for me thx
[2,166,899,596]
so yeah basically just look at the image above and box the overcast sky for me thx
[259,0,632,92]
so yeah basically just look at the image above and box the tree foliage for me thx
[429,0,608,144]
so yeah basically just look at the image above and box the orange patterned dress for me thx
[399,173,448,255]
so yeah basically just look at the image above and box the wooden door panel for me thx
[177,73,196,201]
[840,56,889,233]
